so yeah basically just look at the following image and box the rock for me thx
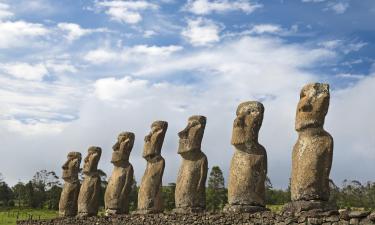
[349,218,359,225]
[369,212,375,221]
[174,115,208,214]
[348,211,371,218]
[224,101,267,213]
[339,209,350,221]
[137,121,168,214]
[105,132,135,215]
[59,152,82,217]
[283,200,337,216]
[77,146,102,217]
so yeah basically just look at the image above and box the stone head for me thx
[178,115,206,155]
[82,146,102,174]
[62,152,82,182]
[231,101,264,150]
[143,121,168,160]
[295,83,330,131]
[111,132,135,166]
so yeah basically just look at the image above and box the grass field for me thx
[0,208,58,225]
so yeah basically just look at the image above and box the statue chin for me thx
[296,120,322,131]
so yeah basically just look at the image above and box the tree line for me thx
[0,167,374,211]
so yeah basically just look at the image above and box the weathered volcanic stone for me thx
[174,115,208,213]
[105,132,135,215]
[285,83,335,214]
[136,121,167,214]
[19,210,375,225]
[77,146,102,217]
[224,101,267,213]
[59,152,82,217]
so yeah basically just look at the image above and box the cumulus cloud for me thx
[0,2,13,20]
[57,23,107,42]
[0,75,85,135]
[181,17,221,46]
[183,0,262,15]
[83,44,183,64]
[0,20,49,48]
[325,2,350,14]
[248,24,283,35]
[0,62,48,81]
[94,0,158,24]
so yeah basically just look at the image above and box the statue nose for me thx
[62,161,69,169]
[144,133,151,142]
[300,102,313,112]
[178,127,189,138]
[234,117,244,127]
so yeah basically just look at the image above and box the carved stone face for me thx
[82,146,102,174]
[111,132,134,166]
[295,83,330,131]
[231,101,264,150]
[62,152,82,182]
[143,121,168,160]
[178,115,206,155]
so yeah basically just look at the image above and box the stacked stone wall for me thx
[17,210,375,225]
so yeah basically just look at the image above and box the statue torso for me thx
[175,152,207,208]
[228,145,267,206]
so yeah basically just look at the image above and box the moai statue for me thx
[77,146,102,217]
[174,115,208,213]
[224,101,268,213]
[283,83,335,214]
[136,121,167,214]
[59,152,82,217]
[105,132,135,215]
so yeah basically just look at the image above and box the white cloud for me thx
[95,0,158,24]
[45,60,78,74]
[181,17,221,46]
[319,39,343,49]
[326,2,350,14]
[57,23,107,42]
[0,20,49,48]
[94,76,149,101]
[184,0,262,15]
[84,44,183,64]
[0,75,86,137]
[83,48,118,64]
[0,62,48,81]
[319,39,366,54]
[143,29,157,38]
[335,73,365,79]
[248,24,282,35]
[302,0,351,14]
[131,45,183,56]
[0,2,13,20]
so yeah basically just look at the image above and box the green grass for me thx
[267,204,284,213]
[0,208,58,225]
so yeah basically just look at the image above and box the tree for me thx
[162,183,176,211]
[128,178,138,212]
[265,176,290,205]
[12,182,26,208]
[0,180,14,206]
[45,185,62,210]
[206,166,227,211]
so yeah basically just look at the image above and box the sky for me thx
[0,0,374,189]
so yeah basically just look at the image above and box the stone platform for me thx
[17,210,375,225]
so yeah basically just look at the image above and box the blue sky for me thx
[0,0,374,188]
